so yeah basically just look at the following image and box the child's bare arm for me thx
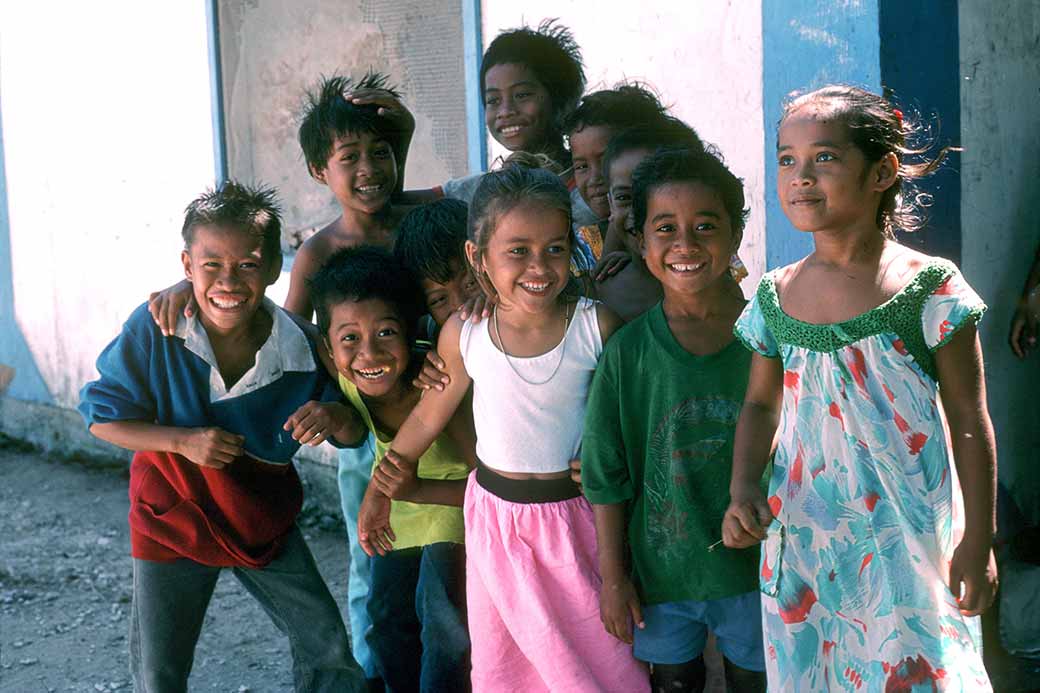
[371,450,468,506]
[358,482,395,556]
[1009,243,1040,358]
[387,316,473,462]
[593,503,644,644]
[283,243,320,320]
[90,421,243,469]
[595,302,626,344]
[935,324,998,616]
[283,400,366,447]
[147,279,195,336]
[722,353,782,548]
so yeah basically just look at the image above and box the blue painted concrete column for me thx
[762,0,882,270]
[879,1,961,265]
[462,0,488,173]
[206,0,227,185]
[0,101,52,403]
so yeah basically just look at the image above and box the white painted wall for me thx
[958,1,1040,515]
[0,2,217,407]
[480,1,767,288]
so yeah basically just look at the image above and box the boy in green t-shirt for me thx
[582,148,766,693]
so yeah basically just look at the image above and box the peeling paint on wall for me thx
[218,0,468,246]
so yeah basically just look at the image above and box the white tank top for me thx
[459,297,603,474]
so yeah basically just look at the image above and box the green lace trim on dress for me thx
[757,259,957,380]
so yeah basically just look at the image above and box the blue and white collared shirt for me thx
[79,298,344,464]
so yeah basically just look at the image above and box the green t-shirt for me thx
[339,374,468,550]
[582,302,759,605]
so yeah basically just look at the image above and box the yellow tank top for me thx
[338,375,468,549]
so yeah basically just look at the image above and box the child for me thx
[289,73,413,318]
[310,246,474,693]
[393,198,480,330]
[146,73,415,688]
[722,85,997,691]
[359,166,649,691]
[583,148,766,693]
[148,72,413,326]
[78,182,366,692]
[561,84,693,273]
[592,119,702,320]
[400,20,601,261]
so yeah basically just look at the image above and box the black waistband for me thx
[475,459,582,504]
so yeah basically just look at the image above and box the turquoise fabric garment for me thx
[734,259,991,691]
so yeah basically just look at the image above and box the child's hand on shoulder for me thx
[458,292,495,323]
[148,279,196,336]
[599,575,644,644]
[722,484,773,548]
[372,449,419,500]
[594,250,632,282]
[358,484,395,557]
[950,536,998,616]
[413,349,451,391]
[176,427,244,469]
[283,401,361,446]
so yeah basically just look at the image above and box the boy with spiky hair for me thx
[80,181,366,692]
[146,74,418,688]
[288,71,415,319]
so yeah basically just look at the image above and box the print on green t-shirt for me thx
[582,302,760,605]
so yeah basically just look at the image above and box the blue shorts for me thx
[633,590,765,671]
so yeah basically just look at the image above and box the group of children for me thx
[79,17,998,693]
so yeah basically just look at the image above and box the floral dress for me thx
[734,258,991,692]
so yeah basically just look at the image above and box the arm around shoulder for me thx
[387,315,473,462]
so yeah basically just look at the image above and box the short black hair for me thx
[632,148,749,236]
[182,181,282,265]
[603,119,706,182]
[298,73,400,175]
[309,245,425,341]
[561,83,668,138]
[394,199,469,285]
[480,19,586,129]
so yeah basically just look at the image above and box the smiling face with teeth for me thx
[324,297,412,400]
[483,63,554,154]
[640,181,740,297]
[312,130,398,219]
[466,201,572,317]
[181,224,280,335]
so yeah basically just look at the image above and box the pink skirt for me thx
[464,472,649,692]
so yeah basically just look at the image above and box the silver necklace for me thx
[491,302,572,386]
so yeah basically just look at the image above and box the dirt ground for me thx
[0,441,353,693]
[0,439,733,693]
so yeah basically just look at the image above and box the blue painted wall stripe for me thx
[762,0,882,270]
[462,0,488,173]
[0,96,53,403]
[879,0,961,265]
[205,0,228,185]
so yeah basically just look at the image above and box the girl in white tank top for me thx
[364,167,649,691]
